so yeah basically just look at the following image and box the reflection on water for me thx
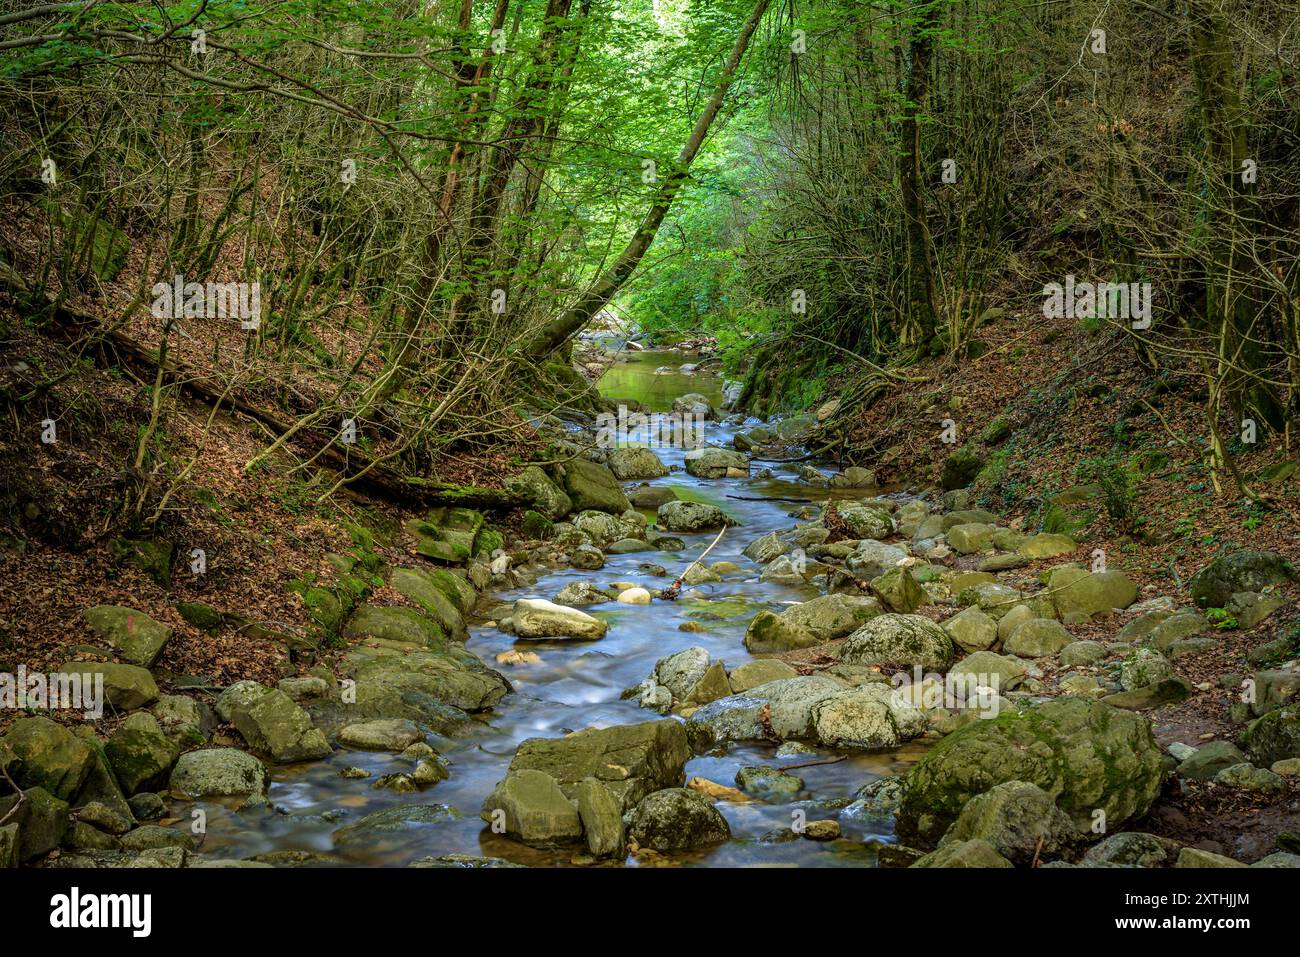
[596,349,726,413]
[190,352,923,867]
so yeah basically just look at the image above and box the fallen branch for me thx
[658,525,727,601]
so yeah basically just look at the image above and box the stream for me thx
[195,350,925,867]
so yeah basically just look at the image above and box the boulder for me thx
[479,769,582,847]
[938,780,1076,864]
[1004,619,1072,658]
[743,610,819,653]
[947,523,997,554]
[561,458,631,514]
[652,647,711,699]
[1046,567,1138,620]
[811,684,927,749]
[626,788,730,851]
[656,501,735,533]
[912,838,1012,868]
[1,716,92,800]
[58,661,158,710]
[672,393,715,418]
[1240,703,1300,766]
[942,606,998,654]
[836,503,894,540]
[1016,534,1077,560]
[553,581,615,607]
[507,465,573,519]
[152,695,208,749]
[735,766,804,800]
[512,598,608,640]
[742,530,789,564]
[870,567,925,613]
[683,447,749,479]
[728,660,798,693]
[683,695,768,748]
[576,777,625,858]
[343,605,446,645]
[331,804,460,856]
[105,713,179,795]
[745,675,849,740]
[1189,550,1296,608]
[949,650,1028,691]
[0,787,69,861]
[1176,847,1246,868]
[606,448,669,480]
[168,749,269,802]
[506,719,690,811]
[388,568,468,641]
[337,719,424,752]
[896,697,1164,846]
[837,614,955,670]
[215,682,331,762]
[1082,831,1180,867]
[81,605,172,667]
[1214,762,1285,794]
[1120,648,1175,691]
[1059,640,1106,667]
[777,594,882,642]
[629,484,678,509]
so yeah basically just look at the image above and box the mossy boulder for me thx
[58,660,158,710]
[743,610,819,653]
[1046,567,1138,620]
[109,537,174,588]
[389,567,468,641]
[506,466,572,520]
[1240,703,1300,767]
[775,594,882,642]
[479,769,582,847]
[626,787,730,851]
[214,681,331,763]
[560,458,631,514]
[656,500,735,532]
[106,713,180,795]
[176,602,223,633]
[1,716,93,800]
[168,748,269,803]
[1189,550,1296,608]
[870,567,925,613]
[1003,619,1072,658]
[683,447,749,479]
[0,787,69,861]
[940,447,984,491]
[837,614,955,670]
[937,780,1076,865]
[82,605,172,667]
[343,605,446,645]
[606,447,669,480]
[896,697,1164,847]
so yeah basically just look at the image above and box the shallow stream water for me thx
[195,350,925,866]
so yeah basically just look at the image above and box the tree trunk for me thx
[898,0,939,352]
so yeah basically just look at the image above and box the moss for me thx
[176,601,222,633]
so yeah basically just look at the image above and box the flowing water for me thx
[194,350,923,867]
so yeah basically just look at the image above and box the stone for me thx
[745,675,850,740]
[1082,832,1180,868]
[941,608,998,655]
[760,554,812,585]
[949,651,1028,691]
[626,788,730,851]
[58,661,158,710]
[1189,550,1296,608]
[1101,678,1192,710]
[829,466,876,488]
[684,696,768,749]
[389,568,468,641]
[958,582,1024,619]
[673,392,715,418]
[1214,762,1285,794]
[512,598,607,640]
[1016,534,1077,560]
[777,594,882,641]
[338,719,424,751]
[836,503,894,540]
[1004,619,1072,658]
[742,530,789,564]
[940,447,985,491]
[1228,591,1285,629]
[215,681,331,762]
[896,697,1165,846]
[561,458,631,514]
[554,581,615,607]
[653,647,712,699]
[1176,847,1246,868]
[1,716,92,800]
[331,804,460,855]
[617,587,652,605]
[629,484,678,509]
[811,684,927,749]
[479,769,582,847]
[1059,640,1106,667]
[82,605,172,667]
[0,787,69,861]
[947,523,997,554]
[743,610,819,653]
[151,695,207,749]
[683,662,732,707]
[343,605,446,645]
[735,766,804,800]
[106,713,180,795]
[506,719,690,811]
[606,447,668,480]
[728,660,798,693]
[1046,567,1138,619]
[870,567,925,613]
[127,793,165,821]
[912,839,1012,868]
[1147,611,1208,651]
[570,544,605,570]
[1120,648,1175,692]
[683,447,749,479]
[576,777,625,858]
[1241,704,1300,766]
[939,781,1076,865]
[837,614,955,670]
[168,749,269,803]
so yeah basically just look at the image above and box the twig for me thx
[658,525,727,600]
